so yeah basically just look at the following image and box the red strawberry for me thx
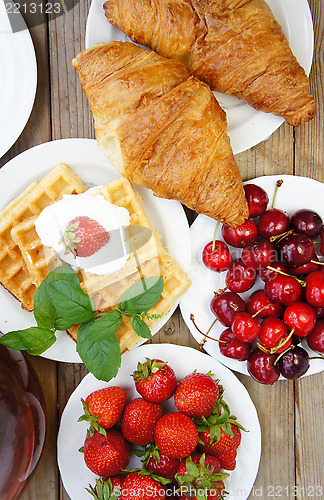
[132,358,177,403]
[119,471,167,500]
[176,453,228,500]
[121,398,163,445]
[60,215,110,257]
[86,476,124,499]
[154,412,199,459]
[79,386,127,433]
[137,443,180,480]
[199,429,238,470]
[83,428,130,477]
[174,372,220,419]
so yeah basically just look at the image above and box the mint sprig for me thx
[0,264,164,381]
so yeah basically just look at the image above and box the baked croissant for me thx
[72,42,248,227]
[103,0,315,126]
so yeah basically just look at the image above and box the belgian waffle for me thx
[68,249,191,352]
[0,164,87,310]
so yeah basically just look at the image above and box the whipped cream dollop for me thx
[35,187,130,275]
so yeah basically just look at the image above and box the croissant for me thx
[103,0,315,126]
[72,42,248,227]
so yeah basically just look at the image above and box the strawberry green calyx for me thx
[176,455,229,500]
[78,398,107,437]
[132,358,167,382]
[134,443,160,467]
[194,399,247,444]
[59,220,81,257]
[123,468,172,486]
[86,478,121,500]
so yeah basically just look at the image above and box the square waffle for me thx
[68,249,191,353]
[0,164,87,311]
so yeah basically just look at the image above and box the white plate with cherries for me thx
[180,175,324,384]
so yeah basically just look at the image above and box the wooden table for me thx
[1,1,323,499]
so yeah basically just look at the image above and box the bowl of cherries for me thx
[180,175,324,385]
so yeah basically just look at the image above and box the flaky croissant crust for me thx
[104,0,315,126]
[73,42,248,227]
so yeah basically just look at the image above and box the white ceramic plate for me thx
[0,5,37,158]
[180,175,324,379]
[0,139,191,363]
[85,0,314,155]
[58,343,261,500]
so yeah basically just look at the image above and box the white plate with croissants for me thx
[85,0,315,154]
[0,139,191,363]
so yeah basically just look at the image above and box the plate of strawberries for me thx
[57,343,261,500]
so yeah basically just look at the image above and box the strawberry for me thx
[79,386,127,434]
[174,372,220,419]
[132,358,177,403]
[175,453,229,500]
[83,428,130,477]
[194,398,246,471]
[154,412,199,459]
[86,476,124,499]
[119,471,167,500]
[121,398,163,445]
[136,443,180,480]
[60,215,110,257]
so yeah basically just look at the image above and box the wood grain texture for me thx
[1,0,323,499]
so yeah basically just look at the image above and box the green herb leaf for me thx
[48,281,95,329]
[76,311,122,382]
[0,327,56,356]
[34,263,80,329]
[131,316,152,339]
[118,276,163,316]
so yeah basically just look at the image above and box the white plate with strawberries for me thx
[57,343,261,500]
[0,139,191,363]
[180,175,324,382]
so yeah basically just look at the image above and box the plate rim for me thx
[0,138,191,363]
[57,343,262,500]
[0,20,37,159]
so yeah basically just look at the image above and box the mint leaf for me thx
[48,281,95,330]
[76,311,122,382]
[131,316,152,339]
[118,276,163,316]
[34,263,80,329]
[0,327,56,356]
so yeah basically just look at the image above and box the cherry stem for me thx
[269,229,294,243]
[252,303,273,318]
[272,179,284,209]
[311,259,324,266]
[212,222,220,252]
[309,354,324,360]
[270,328,295,354]
[274,343,296,366]
[214,286,228,297]
[189,314,225,349]
[266,265,306,287]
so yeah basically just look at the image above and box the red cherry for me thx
[243,183,269,217]
[225,259,257,293]
[289,260,320,276]
[219,328,252,361]
[258,317,291,354]
[314,307,324,319]
[231,312,261,343]
[305,271,324,307]
[247,289,283,318]
[320,228,324,256]
[291,209,323,238]
[276,233,316,268]
[264,274,302,306]
[221,220,258,248]
[247,348,280,385]
[283,301,317,337]
[258,208,290,240]
[202,240,233,272]
[241,237,277,270]
[258,261,288,282]
[306,320,324,354]
[210,292,246,326]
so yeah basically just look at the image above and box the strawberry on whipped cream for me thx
[35,187,130,275]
